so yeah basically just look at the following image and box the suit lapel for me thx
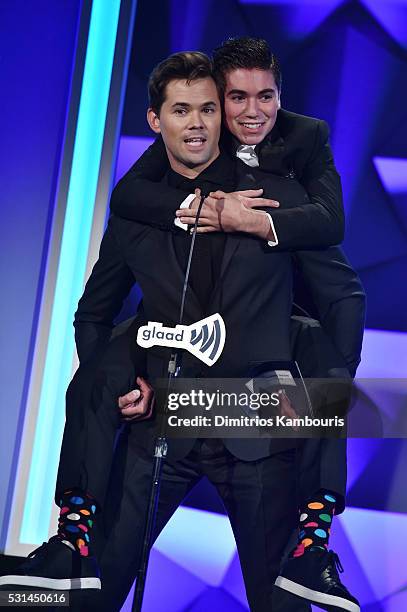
[171,233,240,319]
[220,234,240,278]
[208,235,240,308]
[258,123,286,175]
[261,148,298,179]
[166,233,204,321]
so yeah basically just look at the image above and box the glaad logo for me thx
[136,313,226,366]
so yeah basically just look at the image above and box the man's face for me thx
[223,68,281,145]
[147,77,221,177]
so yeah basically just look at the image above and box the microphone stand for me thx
[132,194,206,612]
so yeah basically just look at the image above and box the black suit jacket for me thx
[75,195,298,460]
[78,154,342,462]
[235,164,365,375]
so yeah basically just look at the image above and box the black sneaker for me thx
[275,548,360,612]
[0,536,101,590]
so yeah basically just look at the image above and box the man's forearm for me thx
[74,322,112,364]
[110,137,186,229]
[73,217,136,363]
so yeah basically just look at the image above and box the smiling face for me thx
[223,68,281,145]
[147,77,221,178]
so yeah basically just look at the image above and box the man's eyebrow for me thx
[226,88,276,96]
[226,89,246,96]
[257,88,276,95]
[171,102,190,108]
[171,100,218,107]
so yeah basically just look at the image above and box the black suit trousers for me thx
[55,320,345,610]
[57,329,313,611]
[80,435,310,612]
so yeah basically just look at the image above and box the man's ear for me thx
[277,94,281,110]
[147,108,161,133]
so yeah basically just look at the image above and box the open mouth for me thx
[239,122,265,130]
[184,136,207,147]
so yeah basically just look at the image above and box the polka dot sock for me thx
[57,488,98,557]
[291,489,336,558]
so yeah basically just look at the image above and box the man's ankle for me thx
[57,487,99,557]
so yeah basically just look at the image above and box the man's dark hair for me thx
[212,36,282,94]
[148,51,216,115]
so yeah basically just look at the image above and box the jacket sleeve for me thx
[293,246,366,376]
[270,120,345,249]
[110,137,188,229]
[74,217,137,363]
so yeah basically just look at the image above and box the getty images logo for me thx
[136,314,226,367]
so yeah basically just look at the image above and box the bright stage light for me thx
[20,0,122,545]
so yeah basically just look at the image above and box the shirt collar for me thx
[166,151,236,193]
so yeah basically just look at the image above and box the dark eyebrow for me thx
[257,88,276,96]
[171,100,218,108]
[226,89,246,96]
[226,88,276,96]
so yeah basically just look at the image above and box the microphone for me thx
[179,192,206,324]
[132,196,224,612]
[168,192,207,375]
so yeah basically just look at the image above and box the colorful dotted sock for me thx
[291,489,336,558]
[57,488,98,557]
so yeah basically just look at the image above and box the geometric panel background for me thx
[122,0,407,331]
[115,1,407,608]
[2,1,405,610]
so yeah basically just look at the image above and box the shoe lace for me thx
[326,550,344,578]
[27,535,61,559]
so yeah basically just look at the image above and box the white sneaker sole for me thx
[0,575,101,590]
[275,576,360,612]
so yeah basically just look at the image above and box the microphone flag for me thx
[136,313,226,367]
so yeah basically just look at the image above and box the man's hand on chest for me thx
[175,188,279,240]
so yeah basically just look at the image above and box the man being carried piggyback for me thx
[1,41,364,612]
[110,37,365,612]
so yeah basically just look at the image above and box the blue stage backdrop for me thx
[0,0,83,548]
[1,1,406,611]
